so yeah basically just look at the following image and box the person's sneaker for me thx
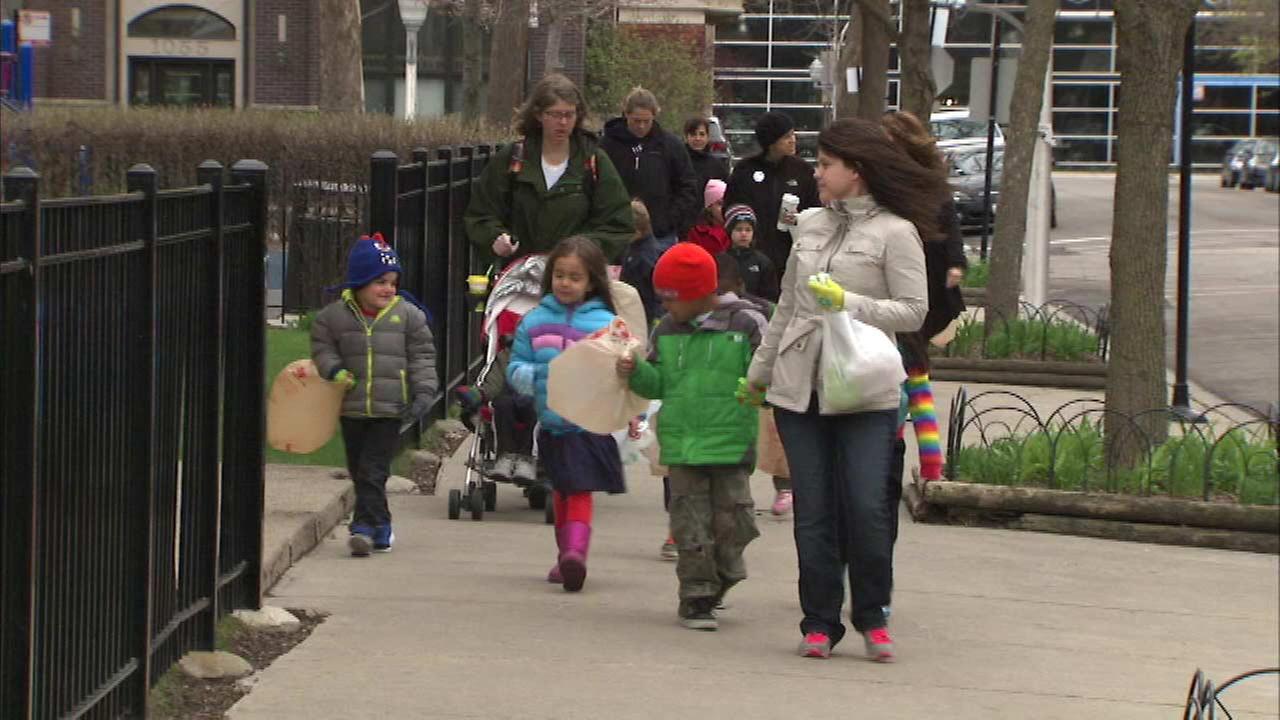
[348,523,374,557]
[678,599,718,631]
[373,524,395,553]
[488,454,516,481]
[512,455,537,484]
[798,632,831,658]
[659,536,677,561]
[863,628,895,663]
[771,489,793,516]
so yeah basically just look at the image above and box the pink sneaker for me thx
[798,632,831,659]
[863,628,895,663]
[771,489,793,516]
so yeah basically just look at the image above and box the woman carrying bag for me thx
[741,118,949,663]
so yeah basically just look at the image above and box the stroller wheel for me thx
[527,484,547,510]
[447,488,461,520]
[469,485,485,521]
[483,481,497,512]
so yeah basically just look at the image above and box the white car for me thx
[930,110,1005,152]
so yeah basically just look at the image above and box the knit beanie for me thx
[703,179,727,209]
[653,243,718,302]
[754,111,795,152]
[344,232,402,289]
[723,204,757,233]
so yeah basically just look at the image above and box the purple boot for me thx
[559,521,591,592]
[547,525,565,584]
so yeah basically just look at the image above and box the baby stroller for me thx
[448,254,555,524]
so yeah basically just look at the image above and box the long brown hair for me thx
[514,74,589,138]
[818,118,950,243]
[541,236,616,312]
[880,111,945,174]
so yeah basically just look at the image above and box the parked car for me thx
[706,115,734,171]
[947,147,1057,232]
[1221,138,1279,189]
[930,110,1005,152]
[1266,149,1280,193]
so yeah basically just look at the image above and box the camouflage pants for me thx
[668,465,760,601]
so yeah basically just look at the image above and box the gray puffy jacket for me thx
[311,291,438,418]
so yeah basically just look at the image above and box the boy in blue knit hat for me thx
[310,233,438,556]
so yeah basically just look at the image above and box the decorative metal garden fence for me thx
[945,388,1279,505]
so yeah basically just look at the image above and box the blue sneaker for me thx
[348,523,374,557]
[373,524,395,553]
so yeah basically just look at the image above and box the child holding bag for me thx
[618,243,766,630]
[507,236,626,592]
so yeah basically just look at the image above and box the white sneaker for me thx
[489,454,516,481]
[512,456,537,483]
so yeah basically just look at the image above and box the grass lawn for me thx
[266,326,348,468]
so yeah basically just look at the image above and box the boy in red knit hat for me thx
[617,243,766,631]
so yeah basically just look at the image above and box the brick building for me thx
[2,0,328,108]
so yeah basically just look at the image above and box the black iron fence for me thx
[939,299,1111,362]
[0,160,268,718]
[945,388,1279,504]
[276,146,496,320]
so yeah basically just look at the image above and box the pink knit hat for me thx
[703,179,727,209]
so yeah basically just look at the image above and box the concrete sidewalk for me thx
[240,382,1279,719]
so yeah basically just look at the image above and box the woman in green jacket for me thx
[465,74,634,264]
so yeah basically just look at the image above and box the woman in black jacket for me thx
[722,111,820,301]
[683,116,729,193]
[599,87,702,245]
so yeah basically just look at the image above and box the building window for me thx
[130,60,234,107]
[128,6,236,40]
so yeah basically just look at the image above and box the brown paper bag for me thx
[267,359,347,454]
[546,318,651,434]
[610,279,648,355]
[756,407,790,477]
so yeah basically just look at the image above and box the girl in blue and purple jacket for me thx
[507,236,626,592]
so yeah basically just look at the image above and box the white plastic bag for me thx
[612,399,661,464]
[819,313,906,413]
[547,317,651,434]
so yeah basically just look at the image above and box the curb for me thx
[261,484,355,595]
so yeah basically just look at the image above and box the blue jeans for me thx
[775,398,896,646]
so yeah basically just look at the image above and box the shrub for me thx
[584,23,715,130]
[962,259,989,288]
[946,315,1102,362]
[1,106,507,198]
[953,419,1279,505]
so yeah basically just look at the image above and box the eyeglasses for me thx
[543,110,577,122]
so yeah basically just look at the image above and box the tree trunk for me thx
[855,0,892,119]
[486,0,531,128]
[543,18,565,77]
[835,2,861,119]
[461,0,486,120]
[897,0,935,121]
[985,0,1055,324]
[317,0,365,112]
[1106,0,1200,465]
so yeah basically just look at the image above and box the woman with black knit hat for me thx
[722,111,820,303]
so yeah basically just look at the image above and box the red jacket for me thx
[683,223,730,255]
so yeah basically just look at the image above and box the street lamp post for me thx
[398,0,429,120]
[1171,16,1198,417]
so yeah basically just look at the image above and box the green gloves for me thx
[736,378,767,407]
[332,369,356,389]
[807,272,845,311]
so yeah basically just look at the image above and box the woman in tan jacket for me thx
[744,118,949,662]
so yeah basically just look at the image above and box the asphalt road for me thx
[969,173,1279,412]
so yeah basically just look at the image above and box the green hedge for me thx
[1,106,506,197]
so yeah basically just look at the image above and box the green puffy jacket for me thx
[628,298,767,467]
[311,291,438,418]
[464,131,634,263]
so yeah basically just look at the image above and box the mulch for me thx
[151,607,327,719]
